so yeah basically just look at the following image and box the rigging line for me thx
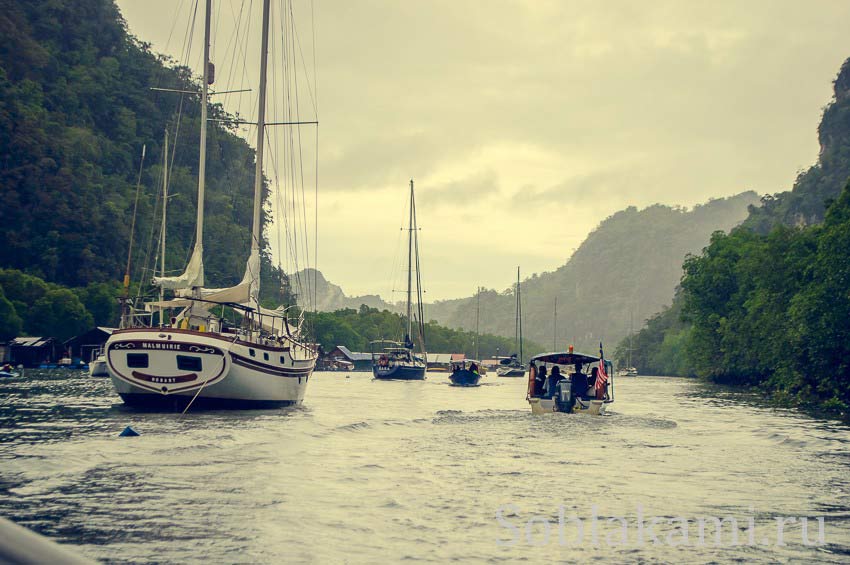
[288,0,312,312]
[124,144,147,298]
[220,0,252,120]
[151,0,188,92]
[310,0,319,314]
[288,0,318,115]
[283,2,304,300]
[181,0,200,70]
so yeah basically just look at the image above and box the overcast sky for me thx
[116,0,850,301]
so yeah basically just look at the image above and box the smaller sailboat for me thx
[618,311,638,376]
[497,267,526,377]
[372,180,427,380]
[450,287,484,386]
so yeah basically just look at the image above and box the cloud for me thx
[417,170,500,209]
[117,0,850,300]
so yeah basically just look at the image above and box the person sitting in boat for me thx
[1,363,12,373]
[469,362,479,375]
[588,366,598,389]
[545,365,565,398]
[379,354,389,367]
[570,363,590,399]
[533,364,547,397]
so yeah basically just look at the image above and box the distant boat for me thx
[0,365,20,378]
[449,288,484,386]
[105,0,318,409]
[497,267,526,378]
[619,311,638,377]
[372,180,427,381]
[449,359,482,386]
[88,349,108,377]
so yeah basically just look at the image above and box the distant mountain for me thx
[301,192,759,351]
[293,268,397,313]
[427,192,760,351]
[745,58,850,232]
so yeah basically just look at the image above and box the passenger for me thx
[545,365,565,399]
[1,363,12,373]
[469,362,479,375]
[571,363,590,399]
[534,364,547,397]
[588,366,598,389]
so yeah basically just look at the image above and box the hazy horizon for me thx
[116,0,850,301]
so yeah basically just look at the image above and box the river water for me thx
[1,370,849,563]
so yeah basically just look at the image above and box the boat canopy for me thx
[530,351,600,365]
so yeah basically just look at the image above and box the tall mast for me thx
[248,0,272,305]
[160,130,168,325]
[192,0,212,291]
[406,179,414,342]
[475,287,480,360]
[516,266,522,363]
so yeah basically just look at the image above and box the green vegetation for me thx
[0,0,284,299]
[308,305,544,359]
[0,268,111,341]
[617,57,850,420]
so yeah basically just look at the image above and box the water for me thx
[1,370,849,563]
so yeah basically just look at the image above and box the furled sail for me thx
[152,245,205,290]
[173,249,259,305]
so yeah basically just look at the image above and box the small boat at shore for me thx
[526,347,614,415]
[449,360,483,386]
[0,365,21,378]
[89,349,108,377]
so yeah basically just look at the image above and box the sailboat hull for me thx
[106,327,315,410]
[372,364,426,380]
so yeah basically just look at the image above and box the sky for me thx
[116,0,850,302]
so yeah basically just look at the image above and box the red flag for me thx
[596,345,609,399]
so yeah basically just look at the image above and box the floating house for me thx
[63,327,115,364]
[8,337,57,368]
[426,353,465,372]
[324,345,372,371]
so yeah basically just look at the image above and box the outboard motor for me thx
[554,381,576,412]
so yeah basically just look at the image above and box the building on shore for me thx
[426,353,465,372]
[63,327,115,364]
[7,337,57,367]
[323,346,372,371]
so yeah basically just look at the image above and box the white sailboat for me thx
[105,0,317,409]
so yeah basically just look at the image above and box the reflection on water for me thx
[1,370,849,563]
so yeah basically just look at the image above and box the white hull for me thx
[528,397,608,415]
[89,356,108,377]
[106,327,316,408]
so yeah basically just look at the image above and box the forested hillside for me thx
[617,57,850,420]
[426,192,759,351]
[0,0,270,291]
